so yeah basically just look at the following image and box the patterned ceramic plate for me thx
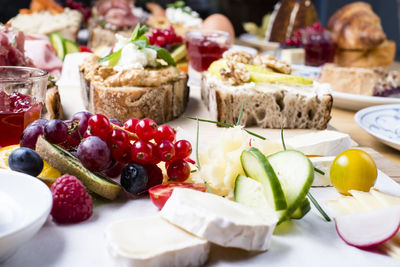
[355,104,400,151]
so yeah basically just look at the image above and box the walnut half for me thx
[222,50,253,64]
[220,61,250,85]
[254,55,292,74]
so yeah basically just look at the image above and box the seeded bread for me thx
[80,70,189,124]
[201,74,332,129]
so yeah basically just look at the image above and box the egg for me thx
[202,14,235,42]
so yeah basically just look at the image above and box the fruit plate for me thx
[0,169,52,263]
[332,91,400,111]
[354,104,400,151]
[4,170,400,267]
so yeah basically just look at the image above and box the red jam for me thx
[186,35,230,72]
[303,31,336,66]
[0,91,42,147]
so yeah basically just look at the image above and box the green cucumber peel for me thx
[241,147,287,211]
[266,150,314,223]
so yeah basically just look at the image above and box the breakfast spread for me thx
[1,1,400,266]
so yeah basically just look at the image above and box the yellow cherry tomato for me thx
[330,149,377,195]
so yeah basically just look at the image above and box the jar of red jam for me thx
[303,30,336,67]
[0,67,47,148]
[186,30,232,72]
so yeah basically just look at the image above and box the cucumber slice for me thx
[234,174,272,211]
[49,33,66,60]
[64,39,80,54]
[267,150,314,223]
[171,44,187,63]
[241,147,287,211]
[291,198,311,219]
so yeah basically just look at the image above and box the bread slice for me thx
[201,74,332,129]
[80,70,189,124]
[318,63,400,97]
[318,64,376,95]
[41,80,63,120]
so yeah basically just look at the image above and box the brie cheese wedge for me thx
[160,188,277,251]
[310,156,335,187]
[105,216,210,267]
[285,130,351,156]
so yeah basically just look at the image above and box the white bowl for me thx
[0,169,52,262]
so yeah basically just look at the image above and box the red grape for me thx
[44,120,68,144]
[77,136,112,172]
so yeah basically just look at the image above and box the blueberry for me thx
[120,163,148,194]
[8,147,44,177]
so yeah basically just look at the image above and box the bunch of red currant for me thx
[148,27,183,51]
[21,112,193,184]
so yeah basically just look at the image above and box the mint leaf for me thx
[132,39,149,49]
[98,49,122,66]
[129,24,148,42]
[149,46,176,66]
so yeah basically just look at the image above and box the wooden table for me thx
[330,108,400,183]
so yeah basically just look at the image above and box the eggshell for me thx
[202,14,235,41]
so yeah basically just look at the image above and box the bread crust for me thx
[202,74,332,130]
[80,70,189,124]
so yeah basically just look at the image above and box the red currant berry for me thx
[174,140,192,160]
[123,118,139,133]
[135,118,157,141]
[156,36,166,46]
[131,140,154,164]
[154,124,176,143]
[157,140,175,162]
[87,114,112,141]
[107,129,131,163]
[167,160,191,182]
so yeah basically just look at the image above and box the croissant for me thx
[327,2,386,50]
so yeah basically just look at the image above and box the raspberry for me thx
[50,175,93,224]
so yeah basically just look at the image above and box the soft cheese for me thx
[285,130,352,156]
[160,188,277,251]
[105,216,210,267]
[310,156,335,187]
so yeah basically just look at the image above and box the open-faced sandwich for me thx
[146,1,202,37]
[88,0,140,49]
[201,50,332,129]
[80,25,188,124]
[8,0,82,42]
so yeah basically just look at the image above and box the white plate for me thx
[333,91,400,111]
[0,169,52,262]
[239,33,280,51]
[4,169,400,267]
[355,104,400,151]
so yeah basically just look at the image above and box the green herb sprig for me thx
[98,24,176,67]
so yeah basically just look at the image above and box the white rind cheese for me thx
[160,188,277,251]
[105,216,210,267]
[285,130,351,156]
[310,156,335,187]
